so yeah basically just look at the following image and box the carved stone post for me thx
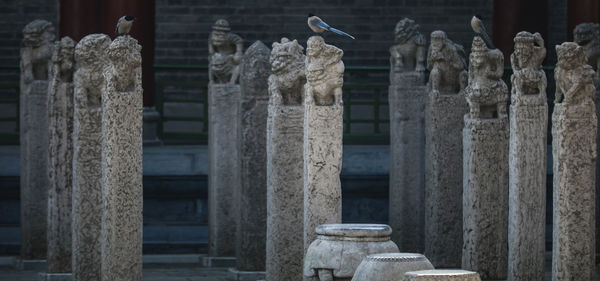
[303,36,344,252]
[573,23,600,260]
[233,40,270,278]
[207,19,243,258]
[266,38,306,281]
[100,35,143,281]
[46,36,76,277]
[462,36,509,280]
[507,31,547,281]
[19,19,55,262]
[72,33,110,281]
[552,42,596,281]
[424,30,468,268]
[388,18,427,252]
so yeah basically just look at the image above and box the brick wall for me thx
[155,0,496,67]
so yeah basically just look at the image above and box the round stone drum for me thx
[402,269,481,281]
[351,253,434,281]
[303,224,399,281]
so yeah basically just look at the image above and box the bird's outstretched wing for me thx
[329,27,355,39]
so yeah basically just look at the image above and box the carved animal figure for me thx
[426,30,467,94]
[305,36,344,106]
[555,42,596,106]
[574,23,600,85]
[208,19,243,84]
[269,38,306,105]
[74,34,111,108]
[390,18,426,72]
[21,20,55,82]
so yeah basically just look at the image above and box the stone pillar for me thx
[462,36,509,280]
[552,42,596,281]
[388,18,426,253]
[72,33,110,281]
[573,23,600,261]
[19,19,55,261]
[207,19,243,257]
[424,30,468,268]
[303,36,344,252]
[100,35,143,281]
[46,36,76,276]
[234,40,270,275]
[507,32,547,281]
[266,38,306,281]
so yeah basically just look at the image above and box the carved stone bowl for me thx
[402,269,481,281]
[350,253,434,281]
[304,224,399,281]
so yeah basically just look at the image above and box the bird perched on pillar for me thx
[471,15,494,49]
[115,15,135,37]
[307,14,355,39]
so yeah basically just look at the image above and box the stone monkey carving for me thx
[426,30,468,94]
[305,36,344,106]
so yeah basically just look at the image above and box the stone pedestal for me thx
[388,72,426,253]
[46,37,76,275]
[462,116,509,280]
[235,41,270,272]
[100,36,143,281]
[208,83,241,257]
[424,91,467,268]
[303,101,343,251]
[552,103,596,281]
[72,33,110,281]
[402,270,481,281]
[20,80,50,260]
[508,98,547,281]
[20,19,55,261]
[266,103,304,281]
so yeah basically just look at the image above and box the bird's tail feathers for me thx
[481,32,495,49]
[329,27,355,39]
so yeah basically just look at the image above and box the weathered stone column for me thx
[507,31,547,281]
[303,36,344,252]
[72,33,110,281]
[233,40,270,276]
[552,42,596,281]
[46,36,76,277]
[573,23,600,261]
[100,35,143,281]
[19,19,55,262]
[207,19,243,257]
[462,36,509,280]
[424,30,468,268]
[388,18,426,252]
[266,38,306,281]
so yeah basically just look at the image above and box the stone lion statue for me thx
[269,38,306,105]
[390,18,426,73]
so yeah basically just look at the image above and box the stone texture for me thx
[235,40,270,272]
[508,31,547,281]
[424,30,468,268]
[266,38,306,281]
[208,19,243,85]
[100,35,143,281]
[552,42,597,281]
[402,270,481,281]
[462,36,509,280]
[303,36,344,252]
[208,83,241,257]
[20,19,55,260]
[303,224,399,281]
[351,253,434,281]
[574,23,600,260]
[72,33,110,281]
[388,21,427,252]
[46,36,76,274]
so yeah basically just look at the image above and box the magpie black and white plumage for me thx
[307,14,355,39]
[471,15,494,49]
[116,15,135,37]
